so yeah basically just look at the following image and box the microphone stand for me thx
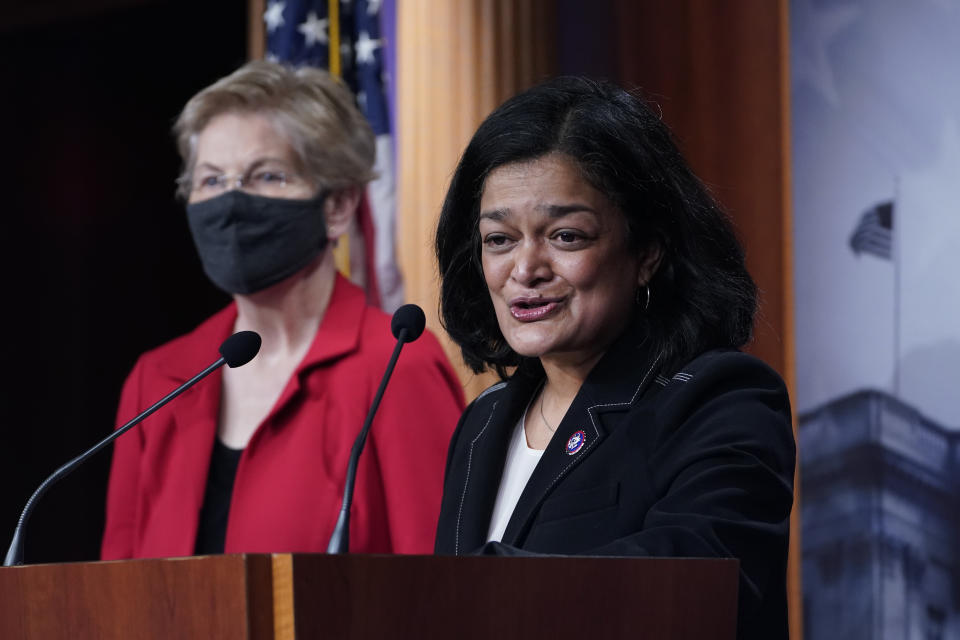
[3,357,227,566]
[326,327,409,553]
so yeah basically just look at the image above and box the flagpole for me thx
[247,0,266,60]
[893,176,901,397]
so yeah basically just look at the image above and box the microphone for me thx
[326,304,427,553]
[3,331,261,567]
[391,304,427,343]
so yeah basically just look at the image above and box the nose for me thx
[226,175,249,192]
[511,239,552,286]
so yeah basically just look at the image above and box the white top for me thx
[486,403,545,543]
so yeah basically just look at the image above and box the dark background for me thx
[0,0,244,563]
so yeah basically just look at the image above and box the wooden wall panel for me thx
[608,1,800,637]
[613,0,794,384]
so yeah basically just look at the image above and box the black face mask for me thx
[185,190,328,295]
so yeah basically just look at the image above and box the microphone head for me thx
[391,304,426,343]
[219,331,262,368]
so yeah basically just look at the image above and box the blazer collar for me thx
[155,303,238,382]
[500,322,664,546]
[154,274,367,382]
[150,274,369,444]
[140,275,371,554]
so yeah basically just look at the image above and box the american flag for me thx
[849,200,893,260]
[264,0,403,311]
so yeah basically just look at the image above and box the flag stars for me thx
[366,0,382,15]
[298,11,329,47]
[263,1,286,32]
[355,31,382,64]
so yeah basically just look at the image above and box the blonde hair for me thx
[173,60,376,199]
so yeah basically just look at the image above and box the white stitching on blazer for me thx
[475,381,507,402]
[456,401,498,555]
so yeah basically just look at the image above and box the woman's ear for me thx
[638,243,664,286]
[324,186,362,240]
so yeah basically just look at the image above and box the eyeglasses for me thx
[180,168,303,198]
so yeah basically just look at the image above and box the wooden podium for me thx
[0,554,738,639]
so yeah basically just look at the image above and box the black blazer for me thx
[434,328,796,640]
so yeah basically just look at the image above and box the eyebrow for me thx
[478,203,598,221]
[538,203,598,217]
[195,161,223,173]
[194,157,292,173]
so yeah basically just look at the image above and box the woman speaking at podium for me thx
[101,62,463,559]
[433,77,795,640]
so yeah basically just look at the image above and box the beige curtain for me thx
[397,1,556,400]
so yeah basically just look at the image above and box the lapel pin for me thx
[565,430,586,455]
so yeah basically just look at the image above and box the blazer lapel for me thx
[501,327,663,546]
[454,376,536,555]
[499,385,604,546]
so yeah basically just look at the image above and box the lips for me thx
[509,297,563,321]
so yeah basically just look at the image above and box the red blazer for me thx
[101,276,464,559]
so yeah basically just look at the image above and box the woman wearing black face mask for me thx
[101,61,464,559]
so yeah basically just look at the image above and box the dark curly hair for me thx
[436,76,757,379]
